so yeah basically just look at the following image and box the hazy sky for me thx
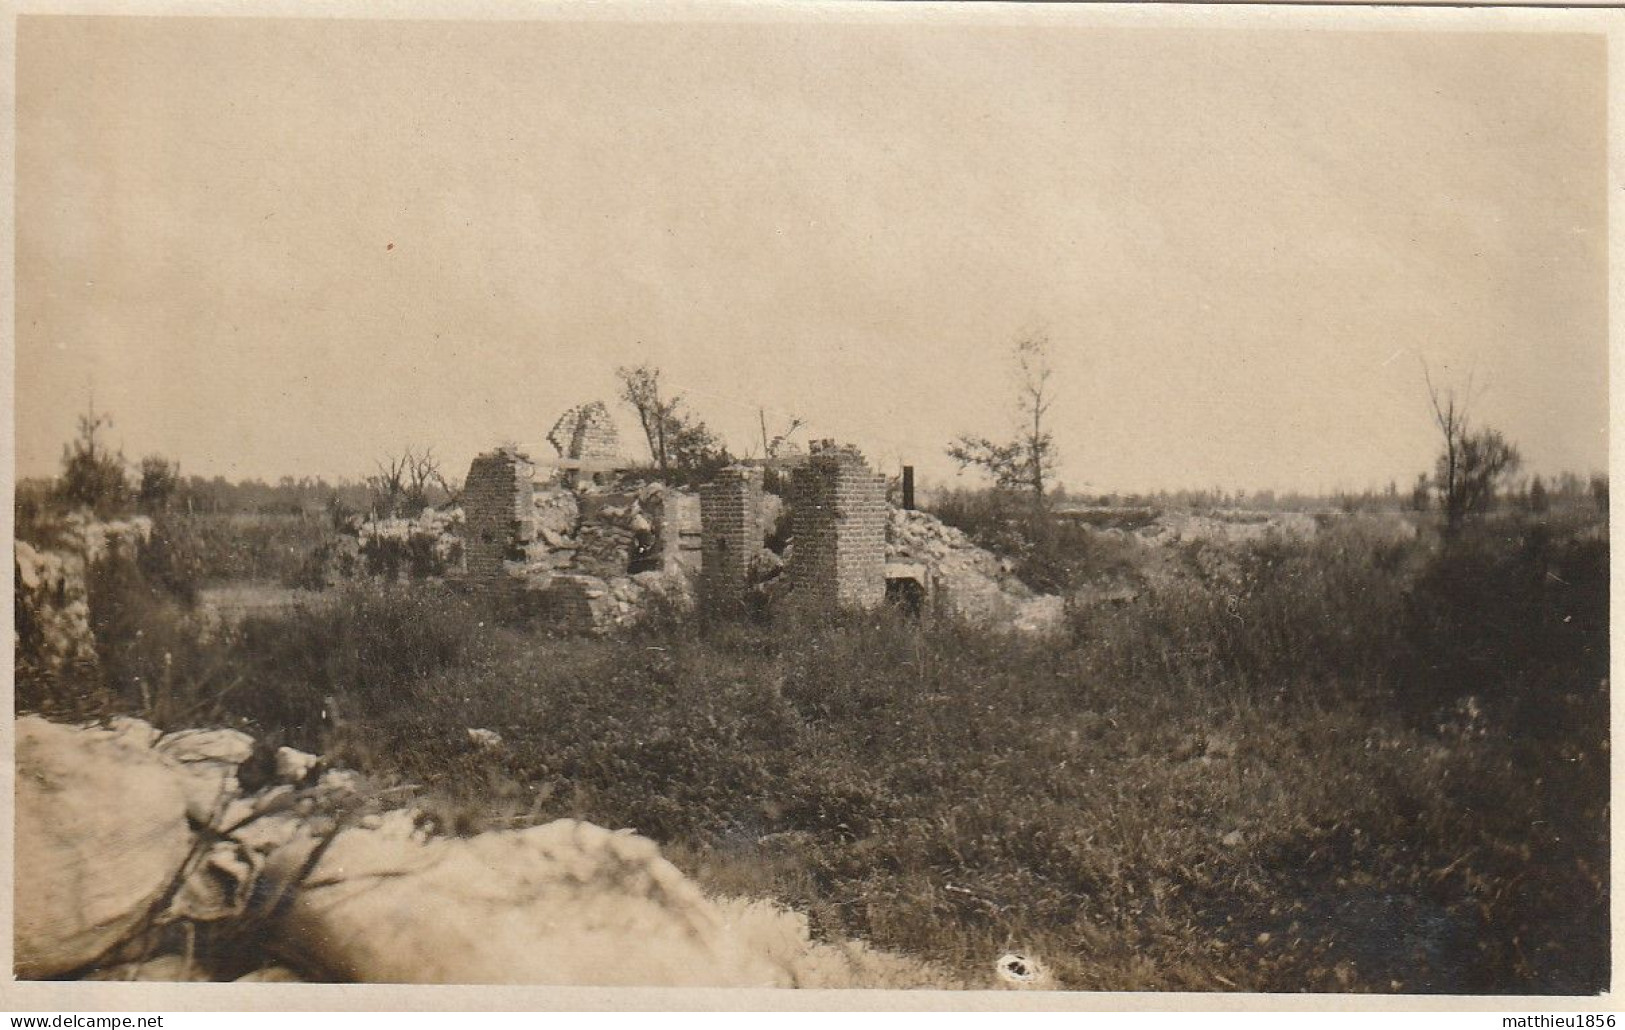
[15,14,1609,493]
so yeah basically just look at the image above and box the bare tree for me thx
[948,332,1059,509]
[1423,363,1521,533]
[760,409,807,459]
[369,446,450,517]
[368,454,408,518]
[404,446,452,512]
[617,365,677,473]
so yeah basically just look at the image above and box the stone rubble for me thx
[884,508,1065,636]
[14,514,154,675]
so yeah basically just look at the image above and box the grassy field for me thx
[15,501,1609,993]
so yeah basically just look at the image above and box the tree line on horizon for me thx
[944,332,1606,527]
[19,347,1607,527]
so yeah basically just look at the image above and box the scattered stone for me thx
[274,746,321,785]
[884,508,1063,635]
[467,728,503,750]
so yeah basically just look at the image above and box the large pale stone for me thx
[15,717,195,978]
[155,727,256,823]
[265,819,800,986]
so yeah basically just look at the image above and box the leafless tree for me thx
[1423,362,1521,533]
[617,365,677,473]
[948,332,1059,509]
[760,409,807,459]
[369,446,450,517]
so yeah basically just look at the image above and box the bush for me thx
[153,513,338,585]
[225,582,485,746]
[136,515,207,604]
[17,496,1604,992]
[930,488,1106,594]
[1397,515,1608,734]
[1069,521,1418,703]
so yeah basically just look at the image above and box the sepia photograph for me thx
[6,1,1614,1004]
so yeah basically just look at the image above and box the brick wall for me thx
[461,449,535,580]
[700,467,761,615]
[787,445,886,610]
[547,402,621,461]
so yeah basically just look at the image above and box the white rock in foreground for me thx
[264,819,786,985]
[263,818,948,988]
[15,716,195,978]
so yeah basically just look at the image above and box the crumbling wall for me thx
[573,492,651,580]
[700,467,762,614]
[14,515,154,676]
[786,444,886,611]
[651,490,702,575]
[462,449,535,580]
[547,402,621,463]
[457,449,699,632]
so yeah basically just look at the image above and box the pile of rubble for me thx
[15,714,954,988]
[355,506,464,557]
[351,506,465,579]
[1131,510,1320,546]
[885,508,1065,636]
[503,480,700,632]
[14,514,153,675]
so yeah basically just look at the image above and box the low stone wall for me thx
[14,515,154,675]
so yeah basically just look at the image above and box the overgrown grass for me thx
[149,512,339,587]
[14,506,1607,993]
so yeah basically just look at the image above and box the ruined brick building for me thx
[456,416,900,630]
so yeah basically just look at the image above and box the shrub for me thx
[1397,514,1608,734]
[154,513,338,585]
[16,496,1603,992]
[227,582,485,745]
[1068,521,1416,703]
